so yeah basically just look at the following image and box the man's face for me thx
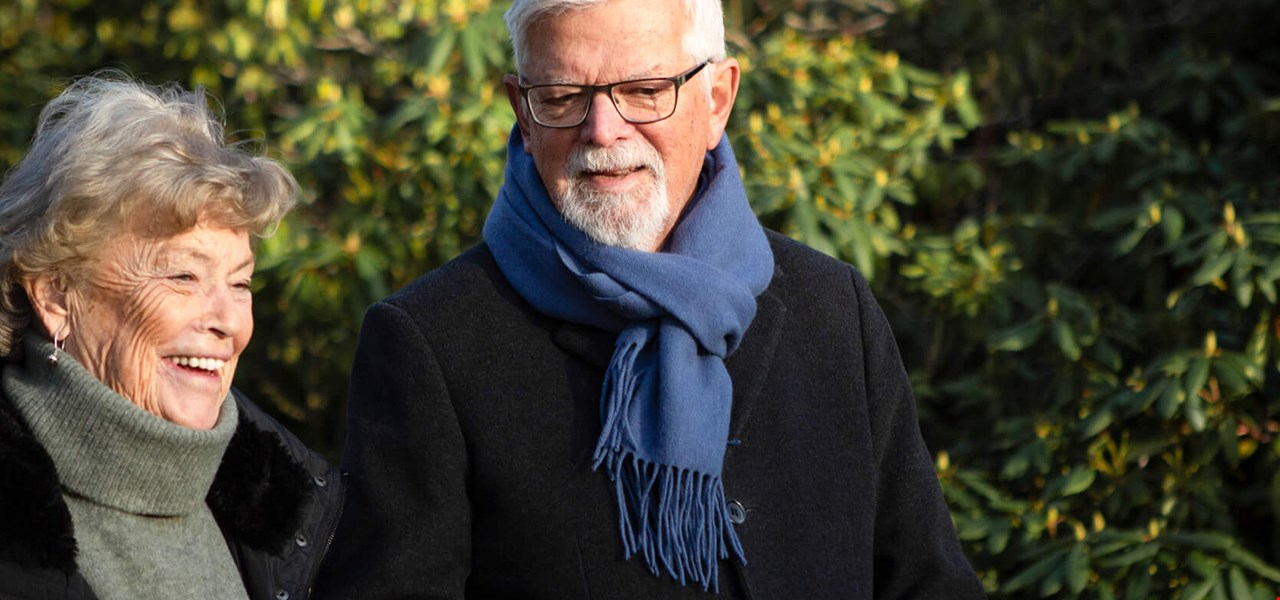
[505,0,738,251]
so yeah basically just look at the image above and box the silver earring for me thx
[47,329,67,366]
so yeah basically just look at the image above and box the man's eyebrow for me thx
[531,68,666,86]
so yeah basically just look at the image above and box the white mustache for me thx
[567,141,663,178]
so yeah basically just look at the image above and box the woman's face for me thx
[66,221,254,429]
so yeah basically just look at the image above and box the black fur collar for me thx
[0,396,310,574]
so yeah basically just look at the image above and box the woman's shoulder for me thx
[0,389,79,572]
[219,391,345,599]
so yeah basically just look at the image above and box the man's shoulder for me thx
[375,243,530,328]
[384,243,505,308]
[762,228,866,291]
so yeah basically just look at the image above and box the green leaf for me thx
[999,449,1030,480]
[1162,205,1186,242]
[1157,381,1185,419]
[1262,256,1280,282]
[1039,562,1065,597]
[988,519,1012,554]
[988,320,1045,352]
[1080,408,1113,438]
[1096,541,1160,568]
[1166,531,1235,551]
[1066,544,1090,594]
[1191,252,1235,286]
[1258,276,1277,305]
[459,26,486,81]
[424,28,457,76]
[1187,552,1219,578]
[1185,358,1211,400]
[1212,358,1250,395]
[1052,319,1082,361]
[956,518,989,541]
[1001,549,1068,592]
[1182,577,1216,600]
[1060,468,1097,497]
[1093,339,1124,372]
[1125,569,1153,598]
[1185,389,1207,432]
[1227,566,1249,600]
[956,93,982,128]
[1233,269,1254,307]
[1212,575,1229,600]
[1223,545,1280,582]
[1115,227,1148,256]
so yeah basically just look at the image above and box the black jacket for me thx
[316,231,986,599]
[0,386,345,600]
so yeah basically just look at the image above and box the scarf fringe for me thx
[592,337,641,460]
[595,448,747,592]
[592,336,746,592]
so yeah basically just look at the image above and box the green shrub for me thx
[2,1,1278,596]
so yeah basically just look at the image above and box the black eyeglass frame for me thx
[517,61,711,129]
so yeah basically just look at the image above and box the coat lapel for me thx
[724,266,786,440]
[206,408,311,555]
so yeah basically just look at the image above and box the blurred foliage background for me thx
[2,0,1279,596]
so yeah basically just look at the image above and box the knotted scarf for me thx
[483,127,774,590]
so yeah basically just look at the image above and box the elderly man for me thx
[315,0,986,597]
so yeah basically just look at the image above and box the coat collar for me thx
[0,392,310,574]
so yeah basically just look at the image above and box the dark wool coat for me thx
[0,387,345,600]
[315,230,986,599]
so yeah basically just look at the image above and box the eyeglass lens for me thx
[527,79,678,127]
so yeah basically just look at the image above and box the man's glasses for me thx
[517,62,709,129]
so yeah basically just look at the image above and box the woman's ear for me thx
[23,275,71,338]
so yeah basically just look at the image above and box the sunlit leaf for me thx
[987,320,1045,352]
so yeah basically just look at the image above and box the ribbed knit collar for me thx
[3,334,237,517]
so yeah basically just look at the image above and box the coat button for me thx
[727,500,747,524]
[295,533,308,547]
[314,475,327,487]
[275,591,290,600]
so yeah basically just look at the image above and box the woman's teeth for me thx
[172,357,226,372]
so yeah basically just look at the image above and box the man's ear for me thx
[23,274,71,338]
[705,57,741,150]
[504,73,533,145]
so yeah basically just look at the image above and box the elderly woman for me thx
[0,73,342,599]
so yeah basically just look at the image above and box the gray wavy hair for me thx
[0,71,297,355]
[504,0,728,85]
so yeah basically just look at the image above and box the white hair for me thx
[504,0,727,94]
[0,70,297,355]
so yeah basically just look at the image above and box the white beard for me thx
[557,140,670,251]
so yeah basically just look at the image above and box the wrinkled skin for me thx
[28,221,254,430]
[503,0,740,251]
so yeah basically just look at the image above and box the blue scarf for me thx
[483,127,774,590]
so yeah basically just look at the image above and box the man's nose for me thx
[579,90,634,146]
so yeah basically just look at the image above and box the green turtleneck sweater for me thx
[4,335,250,599]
